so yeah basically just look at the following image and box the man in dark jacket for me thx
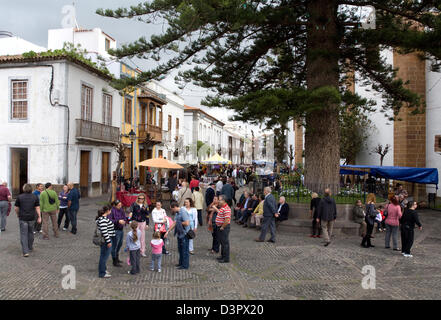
[14,184,41,257]
[205,183,216,207]
[400,201,422,257]
[255,187,278,243]
[67,182,81,235]
[275,196,290,223]
[316,188,337,247]
[241,194,259,227]
[220,177,235,206]
[167,173,178,196]
[236,191,252,225]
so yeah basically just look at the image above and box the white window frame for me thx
[81,84,94,121]
[9,78,30,121]
[102,93,113,126]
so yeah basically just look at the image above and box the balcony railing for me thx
[139,123,162,142]
[75,119,119,144]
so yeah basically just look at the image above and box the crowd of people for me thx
[95,171,240,278]
[5,169,426,279]
[2,181,81,257]
[350,185,423,257]
[92,167,295,278]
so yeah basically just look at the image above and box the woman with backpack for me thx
[361,193,377,248]
[96,206,115,278]
[384,195,403,251]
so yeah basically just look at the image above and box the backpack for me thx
[92,224,105,246]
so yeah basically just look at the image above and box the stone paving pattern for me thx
[1,193,441,300]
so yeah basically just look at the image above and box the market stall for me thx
[201,154,232,185]
[138,157,184,202]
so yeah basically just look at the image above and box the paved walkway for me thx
[1,194,441,300]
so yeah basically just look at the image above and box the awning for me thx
[202,153,232,165]
[252,160,274,165]
[340,165,439,186]
[138,157,183,169]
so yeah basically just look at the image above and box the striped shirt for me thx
[215,204,231,227]
[96,216,116,244]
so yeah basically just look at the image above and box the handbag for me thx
[92,225,106,246]
[186,229,196,239]
[155,223,167,233]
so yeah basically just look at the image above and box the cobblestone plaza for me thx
[1,194,440,300]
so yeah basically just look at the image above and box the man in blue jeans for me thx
[166,201,190,269]
[67,182,81,235]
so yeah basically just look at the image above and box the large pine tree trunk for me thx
[304,0,341,192]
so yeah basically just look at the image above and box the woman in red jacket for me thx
[384,195,403,251]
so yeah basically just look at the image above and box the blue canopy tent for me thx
[340,165,439,188]
[252,160,274,166]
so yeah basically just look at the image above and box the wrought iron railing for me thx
[248,175,391,205]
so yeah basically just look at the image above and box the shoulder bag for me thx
[46,190,56,205]
[92,224,105,246]
[186,229,196,239]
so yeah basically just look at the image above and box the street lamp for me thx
[128,129,136,188]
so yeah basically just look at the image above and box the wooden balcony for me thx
[75,119,119,145]
[138,123,162,143]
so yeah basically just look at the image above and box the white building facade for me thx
[184,106,224,164]
[355,49,395,167]
[48,27,121,78]
[221,122,254,165]
[425,58,441,197]
[0,53,121,197]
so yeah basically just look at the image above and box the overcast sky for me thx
[1,0,261,132]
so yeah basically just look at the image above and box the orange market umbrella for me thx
[138,157,184,169]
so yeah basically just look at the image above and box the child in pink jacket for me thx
[150,231,164,272]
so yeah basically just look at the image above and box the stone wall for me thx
[393,50,427,200]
